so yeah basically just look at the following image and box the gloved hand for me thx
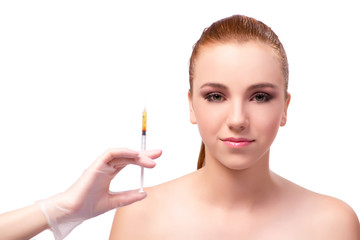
[36,148,162,240]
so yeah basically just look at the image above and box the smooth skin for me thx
[110,42,360,239]
[0,148,161,240]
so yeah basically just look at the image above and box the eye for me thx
[204,92,225,102]
[251,92,272,103]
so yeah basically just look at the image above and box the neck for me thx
[196,150,276,210]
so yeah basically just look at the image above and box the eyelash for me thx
[204,92,272,103]
[250,92,272,103]
[204,92,225,102]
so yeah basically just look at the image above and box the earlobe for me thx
[188,91,197,124]
[280,115,287,126]
[280,93,291,127]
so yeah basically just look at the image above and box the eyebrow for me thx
[200,83,228,90]
[200,82,278,91]
[248,83,277,91]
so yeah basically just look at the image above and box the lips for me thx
[221,137,255,148]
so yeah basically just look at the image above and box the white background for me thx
[1,0,359,239]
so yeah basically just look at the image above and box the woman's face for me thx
[189,41,290,170]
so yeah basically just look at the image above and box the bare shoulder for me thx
[277,175,360,239]
[310,193,360,239]
[109,172,196,239]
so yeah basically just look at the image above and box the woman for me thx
[110,15,359,239]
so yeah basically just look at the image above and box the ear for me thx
[280,93,291,127]
[188,91,197,124]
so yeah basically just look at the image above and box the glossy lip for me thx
[220,137,255,148]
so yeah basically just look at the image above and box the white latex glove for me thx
[36,148,161,240]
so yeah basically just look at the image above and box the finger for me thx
[108,149,162,170]
[140,149,162,160]
[109,190,147,209]
[93,149,161,175]
[102,148,140,163]
[108,154,156,170]
[91,148,139,169]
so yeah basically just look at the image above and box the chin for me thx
[210,149,270,171]
[204,145,270,171]
[211,154,260,171]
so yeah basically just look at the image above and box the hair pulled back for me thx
[189,15,289,170]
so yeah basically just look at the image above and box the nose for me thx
[226,100,249,131]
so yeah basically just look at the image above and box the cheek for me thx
[251,104,283,137]
[194,104,226,139]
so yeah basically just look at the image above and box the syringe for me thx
[139,107,147,192]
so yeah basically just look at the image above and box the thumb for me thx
[109,190,147,209]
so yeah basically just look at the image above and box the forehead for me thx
[193,41,284,89]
